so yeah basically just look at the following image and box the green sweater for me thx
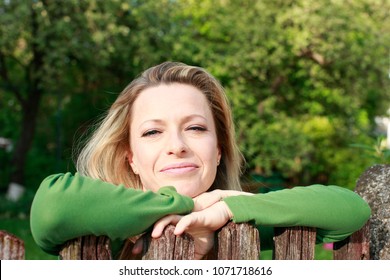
[30,172,370,256]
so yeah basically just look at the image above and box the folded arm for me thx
[223,185,371,245]
[30,172,194,255]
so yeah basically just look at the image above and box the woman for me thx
[30,62,370,259]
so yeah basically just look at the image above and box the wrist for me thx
[220,201,233,220]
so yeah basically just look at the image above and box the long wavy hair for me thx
[75,61,243,191]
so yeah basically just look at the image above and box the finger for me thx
[193,190,221,211]
[131,237,144,255]
[173,213,198,235]
[151,214,181,238]
[194,253,203,260]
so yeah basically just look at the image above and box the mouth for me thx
[160,163,199,174]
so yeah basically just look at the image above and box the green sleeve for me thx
[223,185,371,247]
[30,172,194,255]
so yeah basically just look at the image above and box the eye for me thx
[187,125,207,132]
[142,129,161,137]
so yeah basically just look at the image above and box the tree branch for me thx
[0,50,25,104]
[299,47,331,66]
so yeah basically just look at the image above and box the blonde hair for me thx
[76,62,243,191]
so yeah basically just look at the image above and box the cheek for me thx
[132,146,154,171]
[133,151,158,192]
[129,141,147,167]
[198,143,220,175]
[203,140,220,162]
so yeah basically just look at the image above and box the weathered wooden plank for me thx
[59,237,82,260]
[273,227,316,260]
[142,225,195,260]
[96,236,112,260]
[333,221,370,260]
[59,235,111,260]
[215,222,260,260]
[0,230,25,260]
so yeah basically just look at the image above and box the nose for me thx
[166,131,188,156]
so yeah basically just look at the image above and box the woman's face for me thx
[128,83,221,197]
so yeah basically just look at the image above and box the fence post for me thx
[214,222,260,260]
[142,225,195,260]
[59,223,259,260]
[273,227,316,260]
[352,164,390,260]
[0,230,25,260]
[59,235,111,260]
[333,221,370,260]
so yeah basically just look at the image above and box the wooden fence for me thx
[0,230,25,260]
[0,164,388,260]
[56,221,369,260]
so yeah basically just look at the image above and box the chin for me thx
[177,189,198,198]
[175,185,209,198]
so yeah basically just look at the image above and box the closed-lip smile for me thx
[160,162,199,174]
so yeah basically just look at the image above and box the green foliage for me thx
[350,136,390,164]
[0,189,35,218]
[0,0,389,192]
[186,0,390,186]
[244,117,313,178]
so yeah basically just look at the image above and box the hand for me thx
[131,236,144,255]
[193,189,253,211]
[118,235,145,259]
[152,201,233,259]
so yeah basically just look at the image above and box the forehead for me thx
[131,83,213,122]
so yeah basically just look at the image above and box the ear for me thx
[127,151,138,174]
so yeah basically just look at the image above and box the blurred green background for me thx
[1,0,389,259]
